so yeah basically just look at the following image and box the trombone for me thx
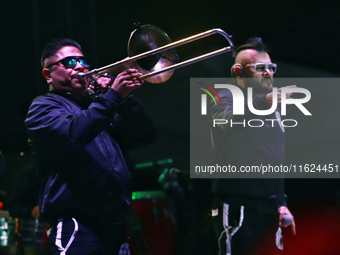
[78,24,235,84]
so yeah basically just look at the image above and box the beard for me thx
[244,77,273,95]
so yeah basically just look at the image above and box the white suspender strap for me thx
[231,206,244,236]
[223,203,232,255]
[55,218,79,255]
[221,204,245,255]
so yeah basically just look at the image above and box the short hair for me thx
[234,37,268,57]
[41,38,83,68]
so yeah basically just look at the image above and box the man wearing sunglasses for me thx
[25,38,156,255]
[211,37,296,255]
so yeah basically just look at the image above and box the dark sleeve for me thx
[109,94,157,150]
[211,89,234,120]
[273,193,288,208]
[25,89,124,147]
[210,89,269,130]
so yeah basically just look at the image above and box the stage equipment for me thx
[125,191,176,255]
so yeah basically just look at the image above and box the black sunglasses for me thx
[46,56,91,69]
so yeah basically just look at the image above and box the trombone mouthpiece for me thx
[78,72,86,82]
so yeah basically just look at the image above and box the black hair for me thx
[234,37,268,56]
[41,38,83,68]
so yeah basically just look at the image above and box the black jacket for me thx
[25,89,156,224]
[210,86,286,207]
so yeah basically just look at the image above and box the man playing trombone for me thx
[25,38,156,255]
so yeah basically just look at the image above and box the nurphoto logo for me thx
[198,83,311,128]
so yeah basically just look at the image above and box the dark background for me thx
[0,0,339,254]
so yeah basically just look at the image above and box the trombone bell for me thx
[127,24,178,84]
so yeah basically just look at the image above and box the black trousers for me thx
[48,218,129,255]
[212,197,283,255]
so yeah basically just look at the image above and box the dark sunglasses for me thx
[46,56,91,69]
